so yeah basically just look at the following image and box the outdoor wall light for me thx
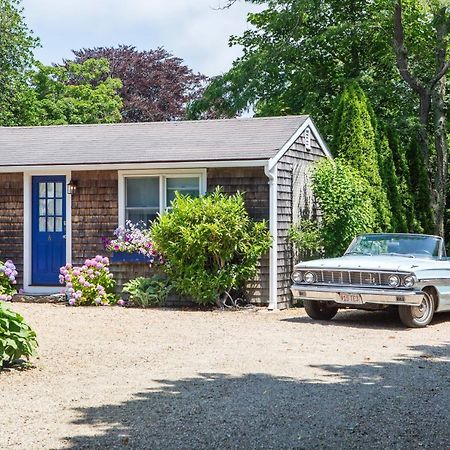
[67,179,78,195]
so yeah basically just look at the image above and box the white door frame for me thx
[23,170,72,294]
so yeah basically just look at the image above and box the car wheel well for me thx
[422,286,439,309]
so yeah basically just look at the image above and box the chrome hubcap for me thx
[411,293,434,325]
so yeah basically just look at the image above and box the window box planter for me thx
[110,251,151,264]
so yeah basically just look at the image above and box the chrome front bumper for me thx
[291,284,424,306]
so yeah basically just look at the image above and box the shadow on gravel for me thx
[62,343,450,450]
[282,310,450,330]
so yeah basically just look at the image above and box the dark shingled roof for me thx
[0,115,309,167]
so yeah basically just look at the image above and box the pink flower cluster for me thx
[105,221,164,266]
[0,260,18,301]
[59,255,115,306]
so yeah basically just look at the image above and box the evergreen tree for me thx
[387,131,421,232]
[378,133,408,232]
[406,140,434,234]
[332,82,392,231]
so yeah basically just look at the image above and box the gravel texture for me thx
[0,303,449,450]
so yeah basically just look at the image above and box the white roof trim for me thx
[0,159,269,173]
[268,117,332,170]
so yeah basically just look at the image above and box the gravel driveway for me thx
[0,303,449,449]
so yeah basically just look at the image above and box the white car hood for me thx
[294,255,450,273]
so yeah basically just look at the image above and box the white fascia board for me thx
[267,117,332,171]
[0,159,268,173]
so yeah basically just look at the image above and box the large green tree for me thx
[392,0,450,236]
[193,0,448,234]
[189,0,413,140]
[29,59,123,125]
[0,0,39,126]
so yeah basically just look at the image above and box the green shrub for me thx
[312,159,376,256]
[0,302,38,368]
[151,188,272,305]
[288,219,323,260]
[123,275,172,307]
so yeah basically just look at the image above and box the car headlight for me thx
[388,274,400,287]
[304,271,316,284]
[403,275,415,288]
[291,270,302,283]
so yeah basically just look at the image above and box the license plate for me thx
[338,293,363,304]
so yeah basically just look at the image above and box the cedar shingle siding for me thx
[0,173,24,286]
[71,170,118,264]
[207,167,270,304]
[276,127,324,307]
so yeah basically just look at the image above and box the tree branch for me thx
[212,0,239,10]
[392,1,426,95]
[430,59,450,89]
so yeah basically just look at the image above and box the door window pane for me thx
[47,217,54,232]
[39,183,46,198]
[47,199,54,216]
[39,217,46,232]
[55,199,63,216]
[47,183,54,198]
[55,182,63,198]
[55,217,63,232]
[166,177,200,207]
[39,199,46,216]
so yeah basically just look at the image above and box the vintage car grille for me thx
[316,270,404,287]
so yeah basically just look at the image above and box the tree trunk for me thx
[433,75,447,236]
[432,10,449,237]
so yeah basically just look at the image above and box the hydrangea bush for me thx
[0,260,18,301]
[59,256,116,306]
[104,221,164,266]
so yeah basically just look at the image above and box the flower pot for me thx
[110,251,152,263]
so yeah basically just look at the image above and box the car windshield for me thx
[345,234,442,259]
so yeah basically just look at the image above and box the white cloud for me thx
[21,0,262,75]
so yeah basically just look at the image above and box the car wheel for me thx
[398,291,435,328]
[304,300,338,321]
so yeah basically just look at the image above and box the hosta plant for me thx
[0,302,38,368]
[0,260,18,301]
[123,275,172,307]
[59,256,116,306]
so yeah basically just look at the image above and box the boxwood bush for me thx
[151,189,272,305]
[0,302,38,368]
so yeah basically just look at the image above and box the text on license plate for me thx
[338,293,363,304]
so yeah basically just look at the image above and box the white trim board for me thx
[23,170,72,295]
[0,160,268,173]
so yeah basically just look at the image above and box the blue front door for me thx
[32,176,66,285]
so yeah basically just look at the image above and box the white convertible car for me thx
[291,233,450,328]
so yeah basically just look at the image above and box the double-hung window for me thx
[120,170,205,226]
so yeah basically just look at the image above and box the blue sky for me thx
[21,0,262,76]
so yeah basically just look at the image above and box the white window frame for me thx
[118,169,207,227]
